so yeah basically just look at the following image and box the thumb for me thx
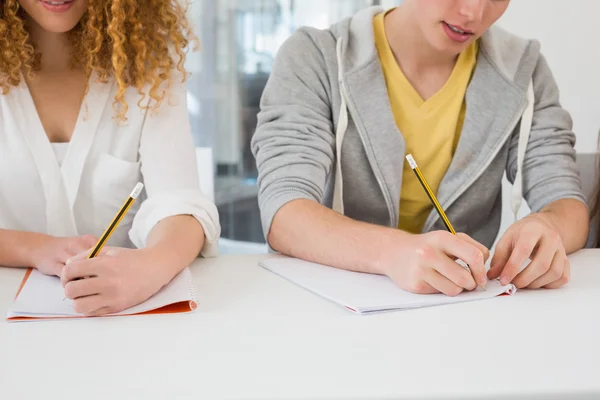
[66,247,95,264]
[81,234,99,248]
[50,262,64,278]
[67,246,114,264]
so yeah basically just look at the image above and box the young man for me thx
[251,1,589,296]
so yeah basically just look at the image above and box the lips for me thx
[442,21,474,43]
[40,0,75,13]
[444,22,473,35]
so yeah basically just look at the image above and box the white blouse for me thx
[0,75,220,256]
[51,143,69,166]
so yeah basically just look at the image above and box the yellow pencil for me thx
[63,182,144,300]
[405,154,485,291]
[405,155,455,234]
[88,182,145,258]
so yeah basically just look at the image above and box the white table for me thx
[1,250,600,400]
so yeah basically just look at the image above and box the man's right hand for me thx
[30,234,98,277]
[379,231,490,296]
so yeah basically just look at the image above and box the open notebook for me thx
[260,257,516,315]
[6,268,198,322]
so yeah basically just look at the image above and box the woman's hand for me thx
[60,247,169,316]
[30,234,98,277]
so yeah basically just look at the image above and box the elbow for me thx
[266,203,292,254]
[577,201,591,250]
[264,198,315,255]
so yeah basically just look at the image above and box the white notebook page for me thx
[260,257,516,314]
[7,268,196,319]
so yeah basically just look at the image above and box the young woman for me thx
[0,0,220,315]
[252,0,589,295]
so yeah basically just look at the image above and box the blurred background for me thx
[184,0,600,254]
[185,0,397,254]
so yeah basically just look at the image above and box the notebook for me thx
[6,267,198,322]
[260,257,516,314]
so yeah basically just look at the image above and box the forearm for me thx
[142,215,205,283]
[0,229,50,268]
[539,198,589,253]
[268,199,405,275]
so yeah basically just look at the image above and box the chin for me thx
[34,20,79,33]
[432,35,470,56]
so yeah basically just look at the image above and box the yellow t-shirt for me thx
[373,12,478,234]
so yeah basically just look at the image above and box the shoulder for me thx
[479,25,541,84]
[274,26,337,69]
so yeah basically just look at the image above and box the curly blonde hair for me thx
[0,0,197,120]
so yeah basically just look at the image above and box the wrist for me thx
[25,232,55,268]
[528,211,563,241]
[369,228,413,276]
[138,246,185,286]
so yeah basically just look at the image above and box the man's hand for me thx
[488,213,569,289]
[380,231,490,296]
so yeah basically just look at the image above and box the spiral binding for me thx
[185,268,199,310]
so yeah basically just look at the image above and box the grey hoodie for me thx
[251,6,585,248]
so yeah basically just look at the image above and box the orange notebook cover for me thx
[6,267,198,322]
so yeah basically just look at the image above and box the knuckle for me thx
[109,276,123,293]
[549,264,563,280]
[483,248,491,260]
[62,263,73,278]
[564,261,571,282]
[408,268,424,286]
[459,275,475,290]
[407,281,428,294]
[515,241,535,256]
[540,259,552,274]
[415,245,435,263]
[533,261,551,277]
[552,269,563,281]
[469,247,484,266]
[549,231,562,247]
[428,231,447,245]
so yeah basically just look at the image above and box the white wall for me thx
[498,2,599,152]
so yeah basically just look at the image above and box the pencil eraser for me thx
[130,182,144,199]
[405,154,417,169]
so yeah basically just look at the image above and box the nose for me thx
[458,0,485,23]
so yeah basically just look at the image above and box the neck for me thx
[384,5,457,73]
[27,18,72,73]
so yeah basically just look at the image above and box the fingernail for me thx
[500,276,508,285]
[66,258,72,265]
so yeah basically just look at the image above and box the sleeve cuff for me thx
[129,190,221,258]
